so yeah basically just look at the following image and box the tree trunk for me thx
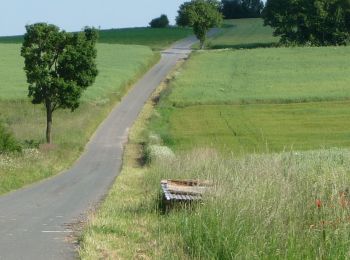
[200,40,204,50]
[46,102,53,144]
[200,40,205,49]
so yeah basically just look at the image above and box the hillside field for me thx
[0,27,193,50]
[207,18,278,49]
[150,46,350,153]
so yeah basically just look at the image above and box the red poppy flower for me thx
[316,199,322,208]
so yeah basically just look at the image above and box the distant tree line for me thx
[221,0,264,19]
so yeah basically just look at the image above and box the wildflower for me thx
[316,199,322,209]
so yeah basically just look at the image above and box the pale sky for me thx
[0,0,187,36]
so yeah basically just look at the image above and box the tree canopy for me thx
[263,0,350,46]
[21,23,98,143]
[221,0,264,19]
[176,0,223,49]
[149,14,170,28]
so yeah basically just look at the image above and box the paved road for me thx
[0,35,200,259]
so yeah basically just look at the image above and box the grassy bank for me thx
[0,43,158,194]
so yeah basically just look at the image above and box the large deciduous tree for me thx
[177,0,223,49]
[263,0,350,46]
[21,23,98,143]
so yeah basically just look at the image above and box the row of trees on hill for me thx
[175,0,350,47]
[221,0,264,19]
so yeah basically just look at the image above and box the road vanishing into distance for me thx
[0,34,206,259]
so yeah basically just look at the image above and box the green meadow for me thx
[154,102,350,153]
[168,47,350,106]
[207,18,278,49]
[149,45,350,153]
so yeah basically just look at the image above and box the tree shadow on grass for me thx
[209,42,279,50]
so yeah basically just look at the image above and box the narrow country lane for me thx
[0,35,202,260]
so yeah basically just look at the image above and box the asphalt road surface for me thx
[0,35,204,259]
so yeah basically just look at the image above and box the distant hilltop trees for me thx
[221,0,264,19]
[149,15,170,28]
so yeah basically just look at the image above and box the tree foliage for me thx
[176,0,223,49]
[263,0,350,46]
[221,0,264,19]
[21,23,98,143]
[149,14,170,28]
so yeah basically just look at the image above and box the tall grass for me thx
[147,148,350,259]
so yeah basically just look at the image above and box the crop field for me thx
[0,43,156,194]
[0,44,155,101]
[207,18,278,49]
[154,102,350,153]
[0,27,193,50]
[149,45,350,153]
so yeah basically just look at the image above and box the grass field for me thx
[207,18,278,49]
[148,45,350,153]
[151,102,350,153]
[0,43,157,194]
[168,47,350,106]
[0,27,193,50]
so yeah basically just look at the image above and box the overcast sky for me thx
[0,0,187,36]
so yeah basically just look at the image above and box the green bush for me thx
[0,122,22,153]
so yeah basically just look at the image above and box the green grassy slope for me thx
[207,18,278,49]
[0,27,193,50]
